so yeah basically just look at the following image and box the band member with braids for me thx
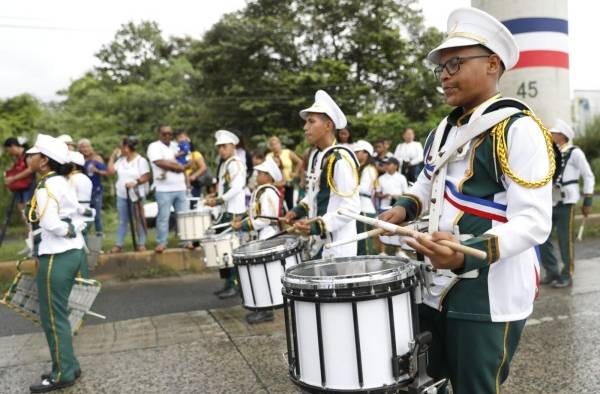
[284,90,361,259]
[379,8,554,393]
[206,130,247,299]
[26,134,87,393]
[232,158,283,324]
[352,140,379,255]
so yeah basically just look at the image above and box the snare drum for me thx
[282,256,419,392]
[177,209,213,241]
[232,236,304,311]
[200,232,240,268]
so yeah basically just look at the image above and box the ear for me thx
[488,54,503,77]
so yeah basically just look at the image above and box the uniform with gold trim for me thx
[353,140,379,255]
[540,119,595,288]
[211,130,247,299]
[290,90,361,259]
[26,134,87,393]
[392,8,553,393]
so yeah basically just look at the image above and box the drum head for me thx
[232,235,303,264]
[283,256,414,291]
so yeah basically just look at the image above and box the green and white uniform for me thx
[29,172,87,384]
[241,184,281,240]
[540,143,595,282]
[395,97,553,393]
[291,144,360,258]
[356,163,378,255]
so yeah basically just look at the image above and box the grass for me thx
[116,264,179,281]
[0,277,12,295]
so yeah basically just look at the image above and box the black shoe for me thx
[30,378,75,393]
[218,287,239,299]
[540,276,559,285]
[551,279,572,288]
[213,286,230,296]
[246,311,274,324]
[41,369,80,381]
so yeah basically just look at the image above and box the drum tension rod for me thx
[395,331,441,394]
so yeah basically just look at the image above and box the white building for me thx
[573,90,600,135]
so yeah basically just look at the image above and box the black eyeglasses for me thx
[433,55,490,80]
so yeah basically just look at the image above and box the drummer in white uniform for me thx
[380,8,553,392]
[285,90,360,259]
[66,150,94,277]
[233,158,283,324]
[206,130,247,299]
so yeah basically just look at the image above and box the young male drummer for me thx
[353,140,378,255]
[26,135,87,393]
[285,90,360,259]
[380,8,553,393]
[540,119,595,288]
[206,130,247,299]
[232,158,283,324]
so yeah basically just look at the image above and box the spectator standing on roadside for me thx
[3,137,36,224]
[266,136,303,210]
[394,128,424,183]
[147,125,191,253]
[79,138,108,236]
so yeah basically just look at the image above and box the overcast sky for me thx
[0,0,597,102]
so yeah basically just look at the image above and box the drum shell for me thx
[282,256,418,392]
[200,234,239,268]
[177,210,212,241]
[237,252,302,311]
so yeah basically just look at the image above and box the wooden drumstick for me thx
[324,228,385,249]
[265,217,320,240]
[337,209,487,260]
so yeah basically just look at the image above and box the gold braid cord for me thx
[491,110,556,188]
[326,151,359,197]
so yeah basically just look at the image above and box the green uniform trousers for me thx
[37,248,86,383]
[539,203,575,282]
[215,213,240,289]
[419,304,526,394]
[356,212,376,256]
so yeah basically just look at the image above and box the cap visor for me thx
[427,37,482,64]
[26,147,40,154]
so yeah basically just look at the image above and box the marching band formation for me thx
[1,6,596,394]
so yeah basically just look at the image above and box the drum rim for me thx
[232,235,302,260]
[199,232,236,242]
[288,370,411,393]
[282,256,414,290]
[176,209,212,217]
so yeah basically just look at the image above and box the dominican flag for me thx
[502,17,569,69]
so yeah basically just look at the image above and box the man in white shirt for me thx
[394,128,424,183]
[146,125,188,253]
[540,119,595,288]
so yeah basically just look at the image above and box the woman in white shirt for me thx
[107,137,151,252]
[393,128,424,183]
[376,157,408,211]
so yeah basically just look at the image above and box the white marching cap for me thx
[352,140,374,156]
[549,118,574,141]
[26,134,69,164]
[299,90,347,130]
[428,7,519,71]
[214,130,240,146]
[68,150,85,167]
[57,134,74,145]
[254,158,283,183]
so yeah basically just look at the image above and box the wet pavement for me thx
[1,239,599,393]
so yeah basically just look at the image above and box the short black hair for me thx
[251,149,265,160]
[3,137,20,148]
[122,136,139,151]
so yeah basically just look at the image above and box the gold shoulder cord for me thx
[326,151,359,197]
[28,172,60,223]
[491,110,556,188]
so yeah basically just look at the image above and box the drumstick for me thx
[337,209,487,260]
[265,217,320,240]
[577,217,586,242]
[324,228,385,249]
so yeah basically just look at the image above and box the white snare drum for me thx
[200,232,240,268]
[177,209,213,241]
[282,256,419,392]
[233,236,304,311]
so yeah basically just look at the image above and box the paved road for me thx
[0,272,239,337]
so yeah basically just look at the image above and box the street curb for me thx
[0,248,208,283]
